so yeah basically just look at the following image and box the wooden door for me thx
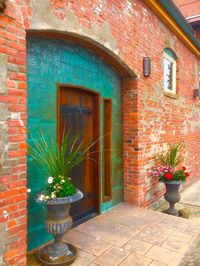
[58,86,100,221]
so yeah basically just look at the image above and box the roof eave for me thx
[142,0,200,59]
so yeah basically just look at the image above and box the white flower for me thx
[61,180,65,183]
[51,193,56,199]
[27,188,31,193]
[39,194,45,201]
[48,176,54,184]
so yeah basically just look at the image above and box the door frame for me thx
[56,84,101,215]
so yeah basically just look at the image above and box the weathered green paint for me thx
[27,36,123,251]
[164,47,177,60]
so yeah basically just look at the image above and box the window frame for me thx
[163,51,177,94]
[102,98,112,202]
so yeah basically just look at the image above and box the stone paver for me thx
[134,224,172,246]
[149,261,168,266]
[145,245,183,266]
[28,204,200,266]
[123,238,153,255]
[93,247,130,266]
[181,180,200,206]
[70,250,96,266]
[64,230,111,256]
[119,253,152,266]
[161,237,189,254]
[76,219,137,247]
[168,230,193,243]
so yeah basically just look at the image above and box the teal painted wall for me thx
[27,36,122,251]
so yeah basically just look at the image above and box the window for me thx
[163,48,177,94]
[103,98,112,202]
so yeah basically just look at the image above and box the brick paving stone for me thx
[161,237,189,254]
[149,261,168,266]
[101,223,137,247]
[119,252,152,266]
[184,223,200,236]
[145,245,183,266]
[93,247,130,266]
[113,208,167,230]
[76,219,137,246]
[63,230,111,256]
[75,220,113,239]
[134,224,172,245]
[159,215,190,231]
[123,238,153,255]
[71,250,96,266]
[168,230,193,244]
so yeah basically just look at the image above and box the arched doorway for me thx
[27,35,125,250]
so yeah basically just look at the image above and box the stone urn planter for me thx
[163,181,181,216]
[37,190,83,266]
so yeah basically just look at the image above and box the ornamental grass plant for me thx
[28,131,93,201]
[152,143,190,182]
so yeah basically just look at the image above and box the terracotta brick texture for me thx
[0,0,200,265]
[173,0,200,18]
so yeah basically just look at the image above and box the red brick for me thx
[7,219,17,229]
[18,82,27,90]
[8,150,26,158]
[4,248,21,259]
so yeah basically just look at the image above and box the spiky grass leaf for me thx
[156,143,184,167]
[28,131,87,179]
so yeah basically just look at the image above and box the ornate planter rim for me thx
[36,189,83,205]
[161,180,183,185]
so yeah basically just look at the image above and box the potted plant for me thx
[28,131,92,266]
[152,143,190,216]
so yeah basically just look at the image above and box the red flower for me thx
[185,172,190,177]
[165,172,173,180]
[182,166,186,171]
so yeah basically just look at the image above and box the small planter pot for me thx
[163,181,181,216]
[37,190,83,266]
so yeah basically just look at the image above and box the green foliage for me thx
[172,169,187,182]
[28,131,92,198]
[46,175,76,198]
[153,143,189,182]
[156,143,184,167]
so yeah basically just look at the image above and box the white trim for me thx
[186,14,200,20]
[163,52,176,94]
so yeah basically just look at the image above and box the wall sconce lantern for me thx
[143,57,151,77]
[0,0,6,13]
[194,83,200,98]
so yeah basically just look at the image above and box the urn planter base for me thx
[163,206,179,216]
[37,190,83,266]
[38,243,77,266]
[163,181,181,217]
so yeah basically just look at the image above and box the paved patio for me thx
[28,204,200,266]
[181,180,200,207]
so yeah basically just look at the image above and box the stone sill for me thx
[164,91,179,99]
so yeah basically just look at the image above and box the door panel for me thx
[58,87,99,220]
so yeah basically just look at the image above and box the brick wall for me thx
[173,0,200,18]
[0,0,200,265]
[0,1,28,265]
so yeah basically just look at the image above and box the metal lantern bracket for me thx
[194,83,200,98]
[143,57,151,77]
